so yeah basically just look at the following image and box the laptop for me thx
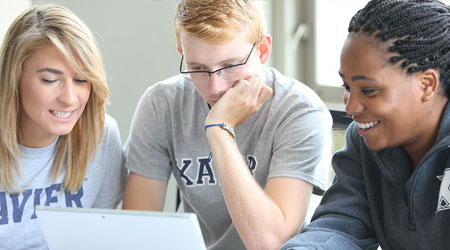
[35,206,206,250]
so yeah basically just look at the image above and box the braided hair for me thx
[349,0,450,98]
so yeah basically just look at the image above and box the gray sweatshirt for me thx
[282,102,450,250]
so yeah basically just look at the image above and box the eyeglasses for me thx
[179,43,256,84]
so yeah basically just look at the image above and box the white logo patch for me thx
[436,168,450,213]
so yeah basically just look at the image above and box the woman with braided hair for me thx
[282,0,450,249]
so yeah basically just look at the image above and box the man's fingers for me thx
[258,84,273,105]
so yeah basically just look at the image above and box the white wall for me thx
[0,0,31,45]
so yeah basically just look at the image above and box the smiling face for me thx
[19,45,91,147]
[179,31,265,107]
[339,33,433,151]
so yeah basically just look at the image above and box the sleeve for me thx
[268,105,332,195]
[92,114,128,208]
[124,85,173,180]
[281,123,379,250]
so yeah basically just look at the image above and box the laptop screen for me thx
[35,206,206,250]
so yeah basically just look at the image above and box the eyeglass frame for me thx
[179,42,257,79]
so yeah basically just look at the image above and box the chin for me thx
[363,138,387,151]
[52,126,77,136]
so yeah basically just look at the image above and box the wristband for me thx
[205,123,235,163]
[204,123,236,139]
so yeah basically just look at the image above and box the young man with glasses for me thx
[123,1,332,249]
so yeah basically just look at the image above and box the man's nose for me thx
[208,72,228,96]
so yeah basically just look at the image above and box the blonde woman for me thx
[0,5,126,249]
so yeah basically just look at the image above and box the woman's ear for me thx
[420,69,439,102]
[257,34,271,64]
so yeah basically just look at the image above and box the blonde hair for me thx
[174,0,265,48]
[0,4,108,193]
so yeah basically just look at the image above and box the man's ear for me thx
[419,69,440,102]
[257,34,271,64]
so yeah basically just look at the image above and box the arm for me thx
[281,123,379,250]
[122,172,167,211]
[206,126,313,250]
[205,76,319,250]
[121,86,173,211]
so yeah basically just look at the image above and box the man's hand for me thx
[205,75,273,128]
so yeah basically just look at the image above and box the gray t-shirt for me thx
[125,67,332,250]
[0,114,127,250]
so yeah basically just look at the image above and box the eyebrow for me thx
[217,56,243,65]
[37,67,63,75]
[338,71,379,83]
[186,55,244,67]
